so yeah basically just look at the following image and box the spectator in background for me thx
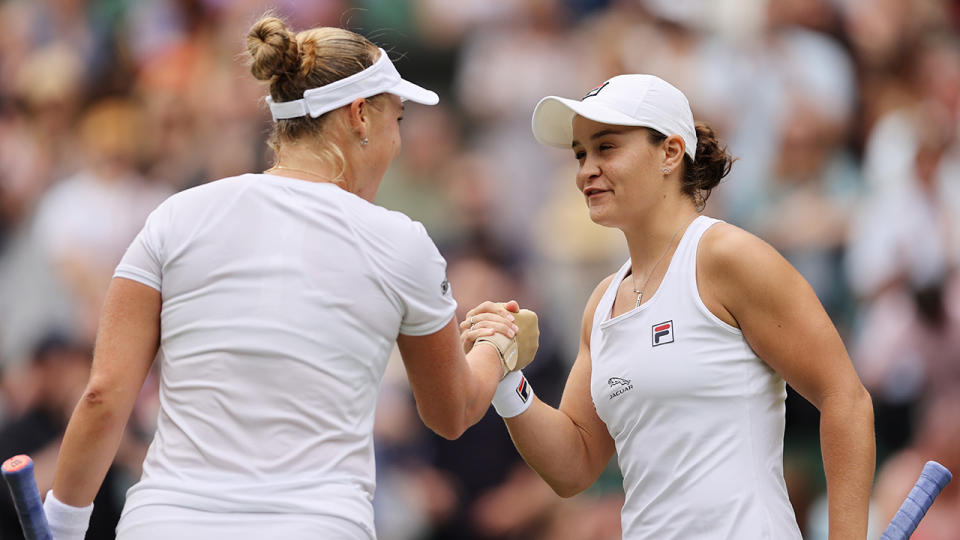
[727,0,857,227]
[860,33,960,194]
[439,152,504,245]
[128,1,269,191]
[31,98,171,342]
[0,94,169,371]
[873,393,960,540]
[454,0,591,250]
[744,17,861,323]
[374,104,464,245]
[748,97,860,323]
[846,36,960,447]
[0,333,129,540]
[0,43,84,250]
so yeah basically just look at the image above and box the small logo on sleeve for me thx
[583,81,609,99]
[607,377,634,399]
[440,278,450,295]
[652,320,674,346]
[516,376,531,403]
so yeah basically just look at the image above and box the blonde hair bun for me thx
[247,16,299,81]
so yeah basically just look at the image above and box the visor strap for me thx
[266,97,309,121]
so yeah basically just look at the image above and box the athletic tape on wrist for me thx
[493,370,534,418]
[43,491,93,539]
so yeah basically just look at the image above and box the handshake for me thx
[460,301,540,378]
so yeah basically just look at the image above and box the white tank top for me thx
[589,216,801,539]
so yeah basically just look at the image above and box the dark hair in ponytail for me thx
[647,122,735,210]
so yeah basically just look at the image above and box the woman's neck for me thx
[268,145,341,180]
[267,142,359,188]
[621,204,699,272]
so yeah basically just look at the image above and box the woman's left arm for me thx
[52,277,161,506]
[700,223,874,540]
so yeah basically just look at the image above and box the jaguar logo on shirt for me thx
[608,377,634,399]
[652,320,674,347]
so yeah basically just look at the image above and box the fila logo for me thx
[516,376,531,403]
[583,81,609,99]
[652,320,674,346]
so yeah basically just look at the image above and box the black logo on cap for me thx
[583,81,609,99]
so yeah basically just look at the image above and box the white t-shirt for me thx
[113,174,456,537]
[589,217,801,539]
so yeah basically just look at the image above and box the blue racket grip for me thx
[2,455,53,540]
[880,461,952,540]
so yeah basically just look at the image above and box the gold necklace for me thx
[631,214,698,308]
[264,165,332,182]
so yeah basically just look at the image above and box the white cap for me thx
[266,48,439,121]
[532,74,697,159]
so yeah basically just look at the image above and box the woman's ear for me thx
[662,134,686,172]
[347,98,368,139]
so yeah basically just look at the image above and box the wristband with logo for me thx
[492,370,534,418]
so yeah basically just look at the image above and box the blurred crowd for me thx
[1,0,959,538]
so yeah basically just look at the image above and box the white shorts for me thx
[116,504,374,540]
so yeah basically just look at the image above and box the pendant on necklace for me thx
[635,292,643,308]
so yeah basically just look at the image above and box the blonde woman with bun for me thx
[40,16,523,540]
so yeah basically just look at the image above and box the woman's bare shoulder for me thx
[699,221,787,281]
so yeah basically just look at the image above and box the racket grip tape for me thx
[879,460,952,540]
[2,455,53,540]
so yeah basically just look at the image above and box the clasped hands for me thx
[459,300,540,378]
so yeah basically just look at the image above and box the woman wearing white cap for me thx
[38,16,531,540]
[468,75,875,538]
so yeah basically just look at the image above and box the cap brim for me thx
[531,96,650,148]
[390,79,439,106]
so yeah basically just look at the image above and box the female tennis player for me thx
[468,74,875,539]
[39,16,523,540]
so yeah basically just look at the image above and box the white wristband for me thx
[493,370,534,418]
[43,491,93,540]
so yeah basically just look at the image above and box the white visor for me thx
[266,48,439,121]
[531,74,697,160]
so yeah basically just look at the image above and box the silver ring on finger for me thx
[470,317,475,328]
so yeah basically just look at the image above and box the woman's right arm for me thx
[52,278,160,506]
[396,301,519,440]
[502,278,616,497]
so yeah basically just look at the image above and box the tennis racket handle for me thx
[880,460,953,540]
[2,455,53,540]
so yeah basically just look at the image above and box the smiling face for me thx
[571,115,673,228]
